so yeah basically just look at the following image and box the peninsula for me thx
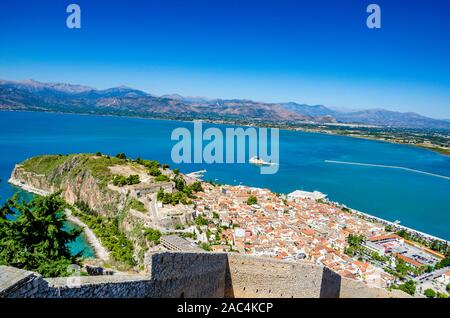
[5,153,450,297]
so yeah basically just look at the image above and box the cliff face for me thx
[8,154,155,266]
[10,158,124,218]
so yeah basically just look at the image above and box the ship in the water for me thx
[249,156,274,166]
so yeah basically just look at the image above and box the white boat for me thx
[249,156,272,166]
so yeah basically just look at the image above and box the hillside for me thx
[8,153,197,269]
[0,79,309,122]
[2,79,449,129]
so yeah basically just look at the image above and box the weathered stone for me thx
[0,253,410,298]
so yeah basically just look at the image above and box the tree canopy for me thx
[0,193,81,277]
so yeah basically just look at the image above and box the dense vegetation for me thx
[144,228,162,244]
[393,280,416,296]
[0,193,80,277]
[73,201,136,268]
[129,198,146,212]
[156,177,203,205]
[20,153,128,187]
[246,196,257,205]
[112,174,140,186]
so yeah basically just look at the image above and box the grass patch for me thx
[129,198,146,212]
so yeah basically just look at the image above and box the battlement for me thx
[0,252,409,298]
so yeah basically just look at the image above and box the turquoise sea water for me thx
[1,111,449,240]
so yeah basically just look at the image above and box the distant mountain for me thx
[280,102,338,117]
[281,102,450,130]
[0,79,93,94]
[333,109,450,130]
[0,79,310,122]
[1,79,449,130]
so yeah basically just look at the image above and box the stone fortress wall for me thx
[0,252,409,298]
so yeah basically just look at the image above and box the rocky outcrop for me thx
[8,155,150,266]
[10,162,124,218]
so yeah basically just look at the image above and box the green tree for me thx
[347,234,366,247]
[200,243,211,251]
[446,283,450,293]
[195,215,209,226]
[145,228,162,244]
[190,181,203,192]
[424,288,436,298]
[148,167,161,177]
[246,196,257,205]
[0,193,81,277]
[174,176,186,191]
[115,153,127,160]
[155,175,169,182]
[162,163,170,170]
[394,280,416,296]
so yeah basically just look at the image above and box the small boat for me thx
[249,156,272,166]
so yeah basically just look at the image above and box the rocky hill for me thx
[0,79,310,122]
[8,153,195,269]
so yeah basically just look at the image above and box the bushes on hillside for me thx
[112,174,140,186]
[73,202,135,267]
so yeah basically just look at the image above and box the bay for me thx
[0,111,449,240]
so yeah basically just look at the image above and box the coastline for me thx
[8,176,109,261]
[7,162,450,257]
[1,109,448,157]
[333,201,450,247]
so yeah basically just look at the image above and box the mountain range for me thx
[1,79,449,130]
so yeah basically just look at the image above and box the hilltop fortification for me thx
[0,252,409,298]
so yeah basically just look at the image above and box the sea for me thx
[0,111,449,244]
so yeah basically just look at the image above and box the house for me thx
[442,271,450,284]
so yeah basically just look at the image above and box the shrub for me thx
[424,288,436,298]
[115,153,127,160]
[200,243,211,251]
[190,181,203,192]
[246,196,257,205]
[195,215,209,226]
[144,228,161,244]
[148,167,161,177]
[155,175,169,182]
[394,280,416,296]
[112,174,140,186]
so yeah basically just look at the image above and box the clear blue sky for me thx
[0,0,449,118]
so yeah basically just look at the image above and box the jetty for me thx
[325,160,450,180]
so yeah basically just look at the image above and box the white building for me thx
[287,190,327,201]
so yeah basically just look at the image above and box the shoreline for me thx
[333,201,450,247]
[7,164,450,255]
[1,109,448,157]
[8,176,109,261]
[199,180,450,246]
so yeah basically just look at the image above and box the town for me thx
[169,181,450,298]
